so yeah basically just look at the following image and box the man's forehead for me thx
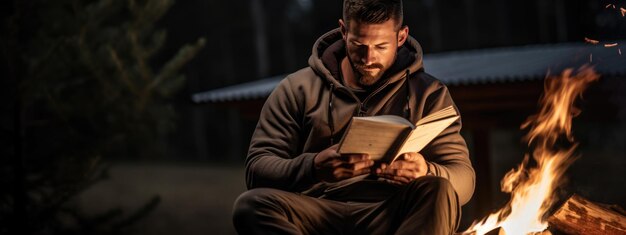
[347,20,398,40]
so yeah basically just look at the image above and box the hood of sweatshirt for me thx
[308,28,424,89]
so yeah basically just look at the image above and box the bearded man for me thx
[233,1,475,234]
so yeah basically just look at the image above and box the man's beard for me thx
[348,57,385,87]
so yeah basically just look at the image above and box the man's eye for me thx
[377,46,388,50]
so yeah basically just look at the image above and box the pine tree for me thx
[1,0,205,234]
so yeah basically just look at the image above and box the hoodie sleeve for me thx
[244,77,318,192]
[421,83,476,205]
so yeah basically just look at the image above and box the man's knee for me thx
[232,188,278,226]
[403,177,460,232]
[407,176,456,200]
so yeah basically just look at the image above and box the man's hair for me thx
[343,0,403,30]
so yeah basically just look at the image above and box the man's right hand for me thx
[313,144,374,182]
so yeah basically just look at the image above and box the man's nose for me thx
[360,47,376,65]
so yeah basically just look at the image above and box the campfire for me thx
[461,67,626,235]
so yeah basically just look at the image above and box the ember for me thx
[605,43,619,48]
[584,37,599,44]
[462,67,599,235]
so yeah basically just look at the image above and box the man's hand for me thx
[376,152,428,185]
[314,144,374,182]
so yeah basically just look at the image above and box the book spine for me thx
[385,127,413,163]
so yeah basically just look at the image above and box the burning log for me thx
[461,227,552,235]
[548,194,626,234]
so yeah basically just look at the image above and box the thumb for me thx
[329,144,339,150]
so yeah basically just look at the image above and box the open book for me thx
[337,106,459,163]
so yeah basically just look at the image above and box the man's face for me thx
[340,18,408,86]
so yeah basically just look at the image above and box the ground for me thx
[76,162,246,235]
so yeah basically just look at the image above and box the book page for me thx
[356,115,414,127]
[392,116,459,161]
[415,106,457,126]
[338,118,409,160]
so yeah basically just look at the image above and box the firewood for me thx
[461,227,551,235]
[548,194,626,234]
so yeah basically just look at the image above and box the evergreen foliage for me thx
[1,0,205,234]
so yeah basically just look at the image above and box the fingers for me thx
[333,166,372,178]
[401,152,424,162]
[375,153,428,184]
[385,160,420,171]
[339,154,370,163]
[336,158,374,174]
[318,153,374,181]
[376,167,420,179]
[376,165,417,185]
[345,159,375,171]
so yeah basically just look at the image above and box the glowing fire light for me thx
[605,43,618,48]
[621,7,626,17]
[463,67,599,235]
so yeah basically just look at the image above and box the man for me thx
[233,0,475,234]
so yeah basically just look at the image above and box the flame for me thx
[621,7,626,17]
[605,43,618,48]
[463,67,599,235]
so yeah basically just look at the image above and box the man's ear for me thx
[397,25,409,47]
[339,19,347,40]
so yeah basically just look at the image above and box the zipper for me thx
[334,70,410,117]
[332,84,363,116]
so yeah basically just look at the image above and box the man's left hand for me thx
[376,152,428,185]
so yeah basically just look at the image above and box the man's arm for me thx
[245,78,316,192]
[420,83,476,205]
[245,77,373,192]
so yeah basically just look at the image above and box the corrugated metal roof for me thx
[193,42,626,103]
[423,42,626,85]
[192,76,283,103]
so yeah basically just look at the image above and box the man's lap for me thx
[232,176,458,234]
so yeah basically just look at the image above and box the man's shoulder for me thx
[412,70,447,90]
[277,67,325,89]
[284,67,321,83]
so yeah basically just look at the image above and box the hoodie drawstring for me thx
[404,69,412,120]
[328,83,335,145]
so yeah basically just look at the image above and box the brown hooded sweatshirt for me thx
[245,28,475,205]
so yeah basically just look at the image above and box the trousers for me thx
[232,176,460,235]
